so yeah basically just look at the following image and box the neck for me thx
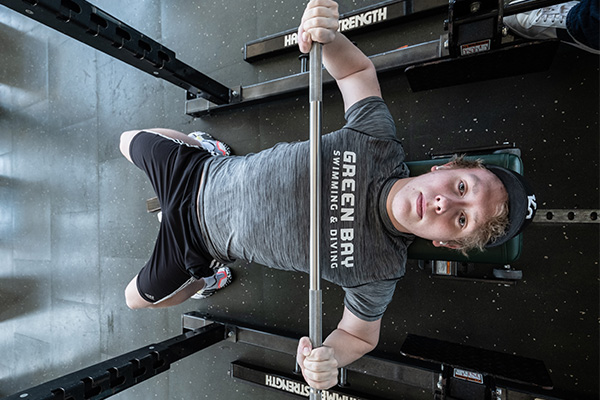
[386,177,412,233]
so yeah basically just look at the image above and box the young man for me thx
[119,0,537,390]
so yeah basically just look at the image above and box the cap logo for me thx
[526,195,537,219]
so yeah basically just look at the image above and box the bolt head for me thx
[470,2,481,13]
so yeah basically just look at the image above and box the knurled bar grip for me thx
[309,41,323,400]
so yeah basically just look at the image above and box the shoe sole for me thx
[191,267,232,299]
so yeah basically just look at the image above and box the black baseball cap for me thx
[485,165,537,248]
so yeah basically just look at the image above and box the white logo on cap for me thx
[526,195,537,219]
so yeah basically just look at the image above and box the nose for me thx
[435,195,445,214]
[434,195,460,214]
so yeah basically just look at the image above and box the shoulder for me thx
[343,97,396,141]
[344,96,390,119]
[342,279,399,321]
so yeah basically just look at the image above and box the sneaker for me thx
[188,131,232,156]
[191,266,232,299]
[504,1,599,54]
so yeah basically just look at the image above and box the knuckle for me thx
[302,359,312,369]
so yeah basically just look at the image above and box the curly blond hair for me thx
[441,155,509,255]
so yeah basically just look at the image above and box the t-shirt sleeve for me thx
[342,279,399,321]
[343,96,397,140]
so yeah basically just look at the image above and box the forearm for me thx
[323,327,377,368]
[322,32,374,82]
[299,0,380,109]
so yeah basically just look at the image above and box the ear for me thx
[432,240,461,249]
[430,162,454,172]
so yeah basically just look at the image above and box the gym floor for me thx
[0,1,597,399]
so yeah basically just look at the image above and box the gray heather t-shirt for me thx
[198,97,413,321]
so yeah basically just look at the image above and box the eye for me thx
[459,213,466,228]
[458,181,466,195]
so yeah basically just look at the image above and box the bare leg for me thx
[119,128,201,164]
[125,274,206,309]
[120,127,210,310]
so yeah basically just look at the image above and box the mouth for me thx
[417,193,424,219]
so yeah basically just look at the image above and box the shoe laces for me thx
[533,3,570,24]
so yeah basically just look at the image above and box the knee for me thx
[119,130,141,162]
[125,294,138,310]
[125,287,141,309]
[124,276,152,309]
[125,289,151,310]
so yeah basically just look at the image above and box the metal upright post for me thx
[308,42,323,400]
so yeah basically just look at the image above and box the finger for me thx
[296,336,313,363]
[302,368,338,383]
[298,27,313,53]
[302,357,338,374]
[302,10,339,34]
[302,13,339,31]
[303,5,339,23]
[300,0,339,43]
[304,345,336,361]
[302,367,339,390]
[302,348,338,378]
[298,2,325,53]
[305,0,337,13]
[303,27,337,47]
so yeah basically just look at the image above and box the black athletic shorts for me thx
[129,131,215,304]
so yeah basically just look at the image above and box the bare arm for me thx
[296,307,381,390]
[324,307,381,365]
[298,0,381,111]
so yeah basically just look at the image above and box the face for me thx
[388,166,508,246]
